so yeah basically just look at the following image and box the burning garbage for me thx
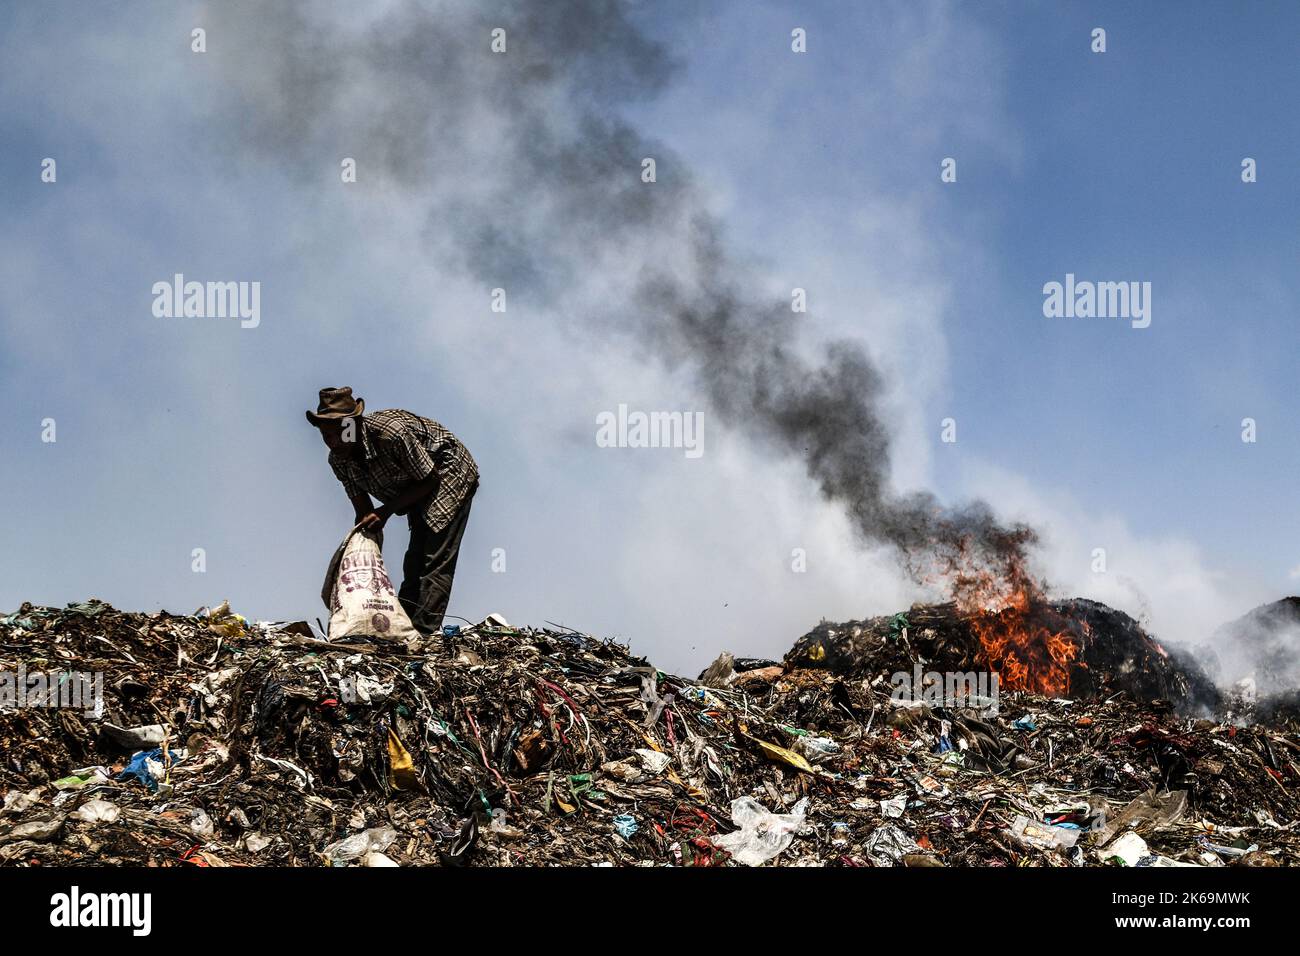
[1,597,1298,867]
[788,599,1221,713]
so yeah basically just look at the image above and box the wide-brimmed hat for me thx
[306,386,365,425]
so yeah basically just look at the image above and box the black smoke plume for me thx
[210,0,1039,597]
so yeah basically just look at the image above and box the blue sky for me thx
[1,1,1296,671]
[945,1,1300,579]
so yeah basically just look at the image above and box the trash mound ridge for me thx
[2,599,1298,867]
[786,599,1222,711]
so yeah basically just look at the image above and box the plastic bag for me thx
[72,800,120,824]
[190,808,215,838]
[321,529,418,642]
[793,735,839,763]
[323,826,398,863]
[863,823,922,866]
[713,797,808,866]
[1103,831,1150,866]
[634,748,671,774]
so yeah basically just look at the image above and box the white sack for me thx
[321,529,419,642]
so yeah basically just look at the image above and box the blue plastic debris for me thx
[115,748,183,792]
[613,814,638,838]
[934,719,955,754]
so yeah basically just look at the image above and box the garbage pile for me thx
[787,599,1222,712]
[2,598,1299,867]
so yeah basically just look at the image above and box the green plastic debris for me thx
[63,600,110,619]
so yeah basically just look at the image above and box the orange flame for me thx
[966,591,1080,695]
[943,539,1080,696]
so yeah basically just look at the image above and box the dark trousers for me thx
[399,491,474,635]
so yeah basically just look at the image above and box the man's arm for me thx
[357,471,440,531]
[348,491,375,525]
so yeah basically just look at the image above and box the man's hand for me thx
[356,506,392,532]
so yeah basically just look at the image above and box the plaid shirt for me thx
[329,409,478,532]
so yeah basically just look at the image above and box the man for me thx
[307,386,478,635]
